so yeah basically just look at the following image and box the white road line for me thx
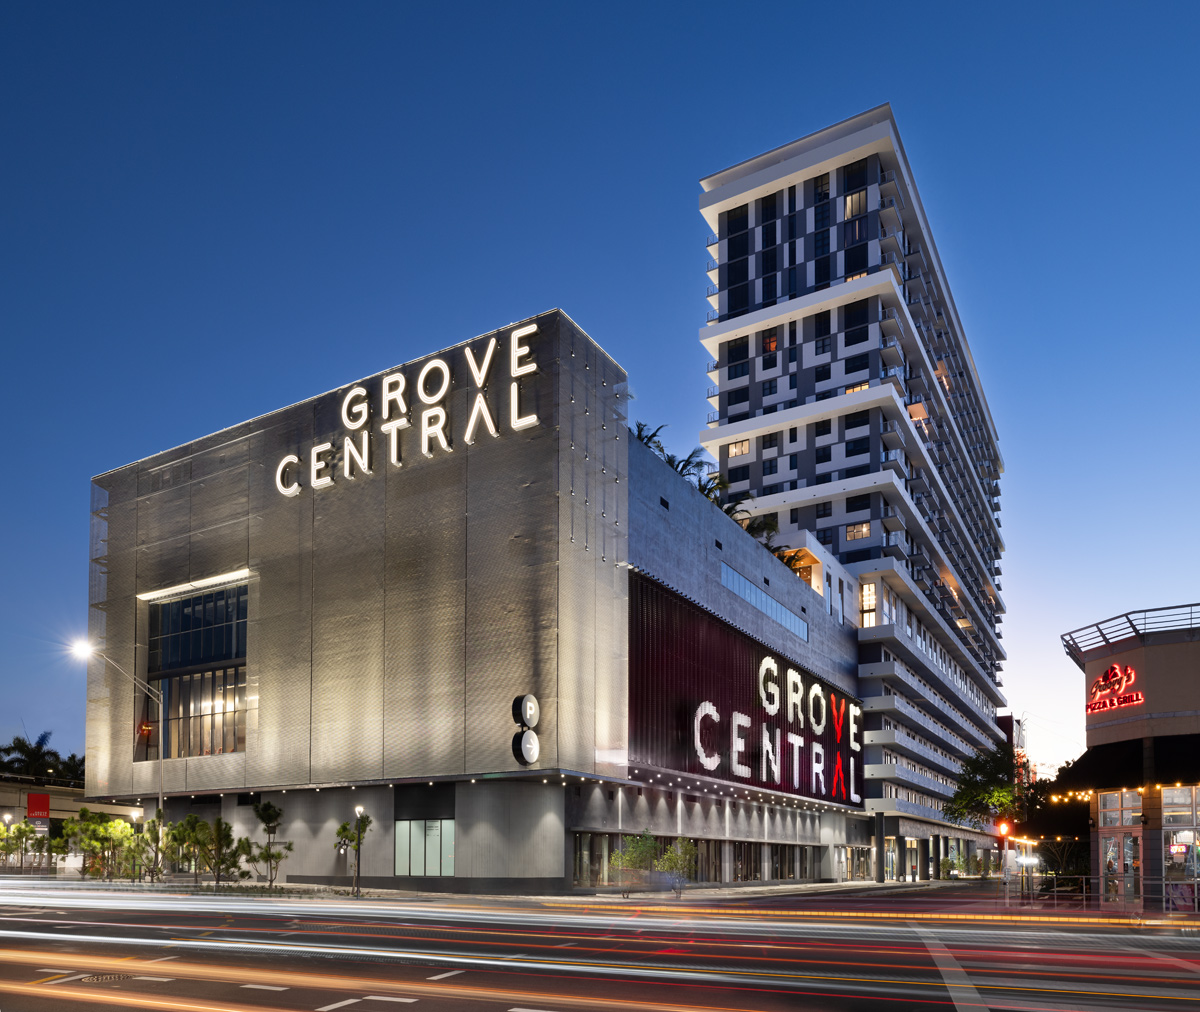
[1127,946,1200,976]
[38,968,70,972]
[133,976,176,982]
[315,1001,361,1011]
[44,973,92,985]
[509,1008,564,1012]
[364,1000,418,1004]
[243,983,289,990]
[553,942,576,947]
[915,927,987,1012]
[427,969,464,979]
[147,954,179,962]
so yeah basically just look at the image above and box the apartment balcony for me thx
[881,419,906,451]
[706,284,719,308]
[881,502,905,531]
[706,410,720,426]
[880,334,905,367]
[862,694,970,760]
[908,468,931,494]
[705,232,719,249]
[904,243,928,273]
[880,449,909,479]
[907,370,930,396]
[879,251,904,287]
[706,385,719,407]
[706,259,719,281]
[879,168,899,197]
[707,309,720,322]
[879,225,903,257]
[878,195,902,230]
[879,305,903,338]
[906,268,928,297]
[882,530,909,559]
[864,763,956,800]
[863,727,964,775]
[880,365,907,397]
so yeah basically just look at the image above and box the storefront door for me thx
[1101,832,1141,908]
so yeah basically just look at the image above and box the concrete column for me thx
[932,835,942,879]
[897,835,908,881]
[917,837,930,880]
[874,811,886,883]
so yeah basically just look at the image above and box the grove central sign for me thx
[274,323,540,497]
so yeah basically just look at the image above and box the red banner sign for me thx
[26,793,50,819]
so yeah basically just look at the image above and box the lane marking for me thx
[915,926,986,1012]
[427,969,464,979]
[37,968,71,972]
[1127,946,1200,977]
[553,942,576,948]
[242,982,288,989]
[147,954,179,962]
[509,1008,566,1012]
[133,975,176,981]
[43,972,93,985]
[364,999,418,1004]
[316,1001,362,1011]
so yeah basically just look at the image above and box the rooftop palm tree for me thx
[0,732,63,781]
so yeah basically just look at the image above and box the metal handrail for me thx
[1062,603,1200,664]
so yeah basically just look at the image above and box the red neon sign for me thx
[1086,664,1144,714]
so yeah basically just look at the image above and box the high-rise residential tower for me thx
[699,105,1007,876]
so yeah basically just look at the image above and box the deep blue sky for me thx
[3,3,1196,773]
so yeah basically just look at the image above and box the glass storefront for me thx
[1162,786,1199,912]
[1099,789,1142,905]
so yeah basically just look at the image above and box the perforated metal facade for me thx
[86,311,628,801]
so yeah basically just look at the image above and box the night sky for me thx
[3,2,1196,773]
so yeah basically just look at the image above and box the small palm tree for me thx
[633,421,667,453]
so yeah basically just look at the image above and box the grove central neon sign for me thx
[1086,663,1144,714]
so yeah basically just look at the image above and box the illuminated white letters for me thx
[381,373,407,420]
[849,704,862,752]
[850,757,861,804]
[465,393,498,444]
[510,324,537,377]
[421,407,451,456]
[417,359,451,405]
[786,667,804,725]
[693,702,720,771]
[341,386,369,430]
[380,418,407,466]
[811,742,826,796]
[465,337,497,388]
[761,725,781,784]
[275,455,301,497]
[758,657,780,715]
[310,443,334,489]
[343,432,371,479]
[808,682,827,734]
[510,382,537,431]
[787,731,804,789]
[731,711,751,778]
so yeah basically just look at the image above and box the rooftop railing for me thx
[1062,603,1200,666]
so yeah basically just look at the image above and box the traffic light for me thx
[999,822,1009,836]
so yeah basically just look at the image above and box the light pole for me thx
[354,805,365,899]
[73,642,165,826]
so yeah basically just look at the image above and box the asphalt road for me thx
[0,882,1198,1012]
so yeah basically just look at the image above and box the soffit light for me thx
[136,568,252,602]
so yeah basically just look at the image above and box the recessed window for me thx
[727,362,749,379]
[846,521,871,541]
[815,364,831,382]
[816,446,832,464]
[844,216,868,245]
[815,419,831,437]
[762,379,777,396]
[789,507,800,524]
[728,388,749,406]
[727,336,749,364]
[815,528,833,545]
[846,493,871,513]
[814,230,830,257]
[845,382,870,394]
[813,173,830,202]
[729,465,750,483]
[788,427,798,442]
[844,189,867,220]
[846,437,870,457]
[860,582,877,628]
[763,459,778,476]
[844,300,870,329]
[762,432,779,450]
[845,353,869,374]
[761,328,778,353]
[727,203,748,234]
[844,159,867,192]
[845,326,869,346]
[815,336,832,356]
[729,439,750,458]
[814,310,832,338]
[844,244,868,278]
[845,410,869,429]
[815,501,832,518]
[814,201,830,231]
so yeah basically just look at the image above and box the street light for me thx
[354,805,365,899]
[72,641,165,825]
